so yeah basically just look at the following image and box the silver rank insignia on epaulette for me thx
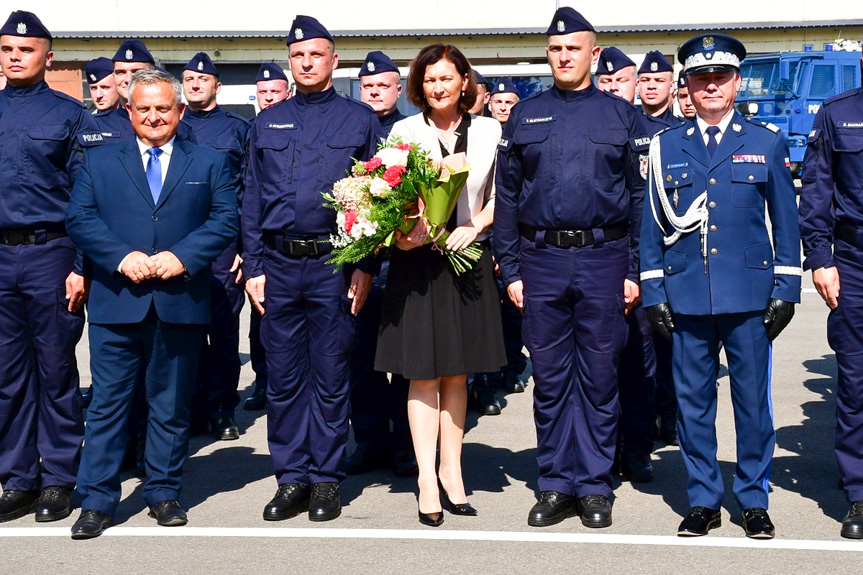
[732,123,742,132]
[197,61,204,71]
[687,126,695,136]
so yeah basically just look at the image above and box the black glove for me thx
[646,303,675,342]
[763,299,795,341]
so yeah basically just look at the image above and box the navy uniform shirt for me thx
[242,87,380,278]
[378,109,406,139]
[494,84,650,285]
[642,106,682,137]
[94,106,197,143]
[0,81,100,230]
[800,87,863,271]
[182,106,250,203]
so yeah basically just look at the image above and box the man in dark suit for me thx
[66,69,238,539]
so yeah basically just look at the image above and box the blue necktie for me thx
[706,126,720,158]
[146,147,164,203]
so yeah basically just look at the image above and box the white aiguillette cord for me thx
[647,137,710,273]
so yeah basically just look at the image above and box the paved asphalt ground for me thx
[2,273,862,574]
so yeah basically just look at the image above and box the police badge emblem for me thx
[263,70,270,79]
[90,74,97,82]
[606,61,613,72]
[197,61,204,71]
[557,20,565,33]
[703,36,715,50]
[17,23,26,34]
[367,62,375,72]
[732,123,742,132]
[126,49,134,60]
[650,62,658,72]
[687,126,695,136]
[499,83,505,91]
[639,155,648,181]
[295,28,304,40]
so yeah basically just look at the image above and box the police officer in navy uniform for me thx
[180,52,250,441]
[676,74,697,120]
[244,62,291,412]
[243,15,378,522]
[595,46,637,103]
[495,7,649,529]
[640,33,800,539]
[347,50,417,477]
[85,57,119,113]
[638,51,678,131]
[0,10,100,523]
[799,65,863,540]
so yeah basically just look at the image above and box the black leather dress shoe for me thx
[346,443,389,476]
[263,483,310,521]
[742,507,775,539]
[471,383,502,416]
[527,491,577,527]
[620,451,654,483]
[659,415,678,446]
[148,499,188,526]
[677,506,721,536]
[309,482,341,522]
[841,501,863,539]
[503,371,526,393]
[71,509,112,539]
[0,490,38,522]
[392,450,419,478]
[577,495,612,528]
[211,415,240,441]
[35,486,72,522]
[243,386,267,411]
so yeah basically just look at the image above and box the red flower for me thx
[344,210,358,234]
[363,157,383,170]
[383,165,406,187]
[393,143,413,151]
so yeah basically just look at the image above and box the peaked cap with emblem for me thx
[638,50,673,75]
[112,39,155,64]
[359,50,399,77]
[490,77,520,97]
[0,10,51,39]
[85,57,114,84]
[545,6,594,36]
[184,52,219,76]
[286,15,334,46]
[256,63,288,83]
[596,47,635,76]
[678,33,746,76]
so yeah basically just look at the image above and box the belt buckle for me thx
[287,239,319,257]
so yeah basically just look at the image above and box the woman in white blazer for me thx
[375,44,506,527]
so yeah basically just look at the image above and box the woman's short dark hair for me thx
[406,44,477,115]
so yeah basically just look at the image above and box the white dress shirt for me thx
[696,108,735,146]
[136,136,175,184]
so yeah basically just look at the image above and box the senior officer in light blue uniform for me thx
[0,10,100,523]
[640,33,800,539]
[799,74,863,540]
[243,15,378,523]
[181,52,250,442]
[495,7,649,529]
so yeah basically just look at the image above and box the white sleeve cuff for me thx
[640,269,665,281]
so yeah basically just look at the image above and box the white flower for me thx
[375,146,409,168]
[369,177,391,198]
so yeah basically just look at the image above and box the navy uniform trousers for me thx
[617,302,657,454]
[0,237,84,491]
[263,248,355,485]
[521,235,629,498]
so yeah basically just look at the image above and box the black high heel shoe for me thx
[418,506,444,527]
[438,478,478,516]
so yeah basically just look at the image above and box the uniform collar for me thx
[4,80,49,97]
[696,108,735,138]
[186,105,222,119]
[293,86,338,107]
[551,83,596,102]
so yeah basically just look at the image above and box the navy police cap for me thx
[185,52,219,76]
[85,57,113,84]
[490,77,520,97]
[546,7,594,36]
[286,15,334,46]
[113,39,155,64]
[0,10,51,39]
[256,63,288,83]
[359,51,399,77]
[678,33,746,76]
[473,69,489,89]
[677,74,687,89]
[638,50,673,75]
[596,47,635,76]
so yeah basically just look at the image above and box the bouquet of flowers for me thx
[322,139,480,274]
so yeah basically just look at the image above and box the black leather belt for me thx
[0,227,67,246]
[519,224,628,248]
[836,223,861,248]
[263,232,332,257]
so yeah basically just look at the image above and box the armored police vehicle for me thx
[735,40,862,177]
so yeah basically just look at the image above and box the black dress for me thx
[374,114,506,380]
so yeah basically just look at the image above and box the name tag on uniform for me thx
[666,162,689,169]
[266,123,296,130]
[838,121,863,128]
[732,154,766,164]
[522,115,556,125]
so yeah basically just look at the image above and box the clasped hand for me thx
[121,250,185,283]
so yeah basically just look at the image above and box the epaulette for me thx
[823,87,863,107]
[656,122,686,137]
[746,117,780,133]
[342,95,375,114]
[51,89,87,109]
